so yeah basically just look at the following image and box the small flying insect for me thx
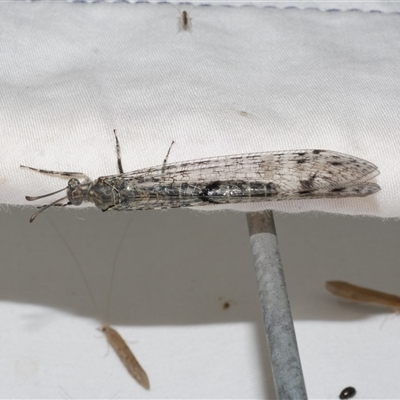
[178,10,192,32]
[326,281,400,312]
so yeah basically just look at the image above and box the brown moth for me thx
[326,281,400,312]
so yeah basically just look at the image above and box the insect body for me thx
[21,131,380,222]
[178,10,192,32]
[101,326,150,390]
[326,281,400,312]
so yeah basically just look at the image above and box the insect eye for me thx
[67,178,84,206]
[68,178,80,189]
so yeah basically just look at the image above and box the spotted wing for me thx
[116,149,379,199]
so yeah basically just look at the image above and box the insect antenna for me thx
[105,217,133,325]
[29,195,69,223]
[25,186,68,202]
[47,217,102,322]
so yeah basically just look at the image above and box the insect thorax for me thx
[66,177,118,210]
[85,177,139,211]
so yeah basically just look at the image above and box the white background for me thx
[1,2,400,398]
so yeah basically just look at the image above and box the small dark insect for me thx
[223,302,230,310]
[178,10,192,32]
[339,386,356,399]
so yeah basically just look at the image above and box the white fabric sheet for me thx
[2,2,399,217]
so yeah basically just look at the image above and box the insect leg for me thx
[161,141,175,174]
[113,129,124,174]
[20,165,89,180]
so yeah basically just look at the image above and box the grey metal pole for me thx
[246,210,307,400]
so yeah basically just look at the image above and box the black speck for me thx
[297,152,306,156]
[331,161,342,166]
[223,302,230,309]
[297,159,306,164]
[312,149,322,154]
[339,386,356,399]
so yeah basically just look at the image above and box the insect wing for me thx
[103,326,150,390]
[117,149,379,200]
